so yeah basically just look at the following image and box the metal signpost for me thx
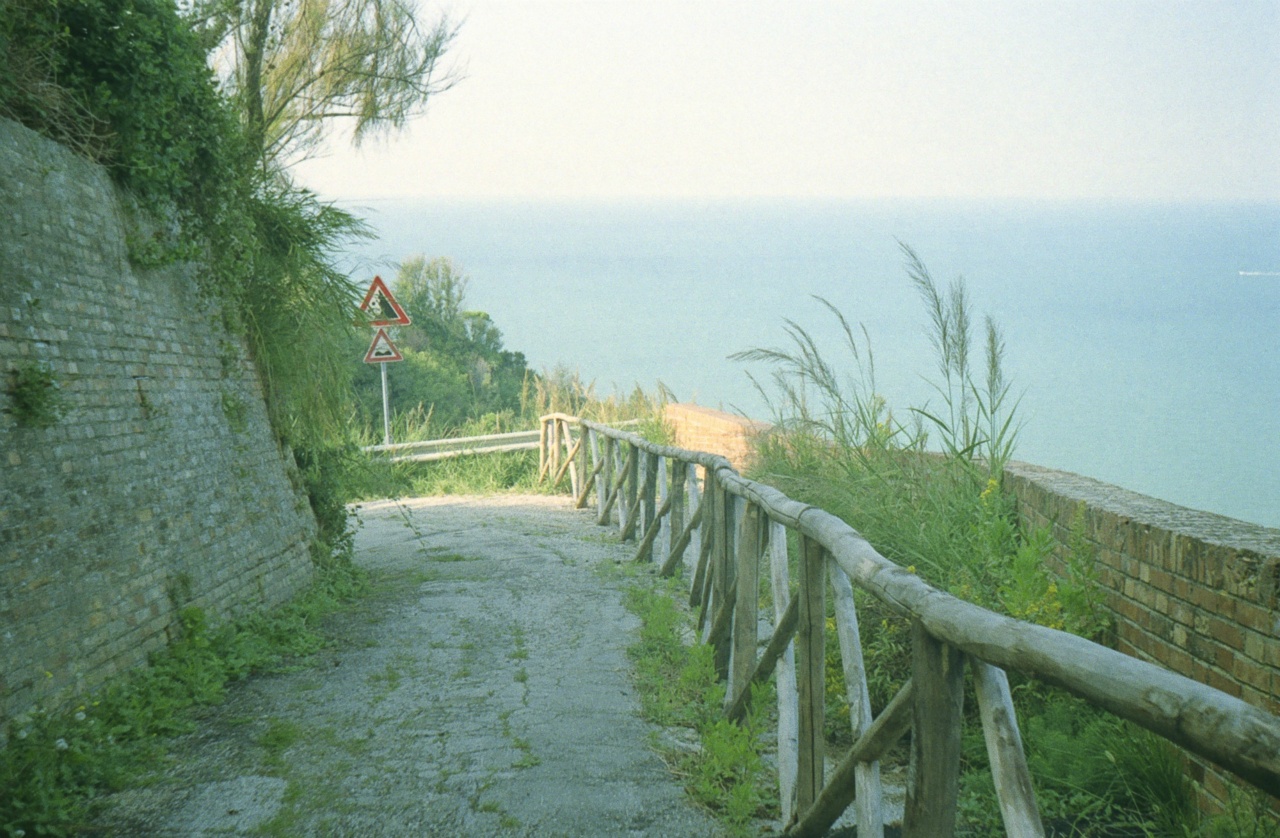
[359,276,411,445]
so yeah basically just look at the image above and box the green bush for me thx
[622,580,775,836]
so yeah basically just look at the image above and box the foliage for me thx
[904,244,1020,473]
[186,0,458,166]
[0,0,243,220]
[622,580,775,836]
[239,184,371,448]
[0,566,366,836]
[5,360,66,428]
[351,255,530,433]
[0,0,402,559]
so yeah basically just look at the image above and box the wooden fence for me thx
[535,413,1280,837]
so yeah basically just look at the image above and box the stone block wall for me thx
[1005,461,1280,808]
[0,118,317,733]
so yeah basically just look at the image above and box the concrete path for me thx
[90,495,722,837]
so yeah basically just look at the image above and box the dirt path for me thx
[90,495,721,837]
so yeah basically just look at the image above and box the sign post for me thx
[359,277,411,445]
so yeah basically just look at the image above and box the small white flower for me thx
[55,738,68,750]
[75,712,86,722]
[16,728,28,739]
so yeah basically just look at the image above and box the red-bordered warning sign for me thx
[363,327,404,364]
[359,275,411,326]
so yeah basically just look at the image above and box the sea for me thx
[335,198,1280,530]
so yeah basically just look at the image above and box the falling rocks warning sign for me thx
[359,276,411,327]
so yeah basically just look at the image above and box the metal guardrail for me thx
[362,428,543,463]
[361,418,642,465]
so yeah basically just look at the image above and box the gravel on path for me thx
[90,494,723,837]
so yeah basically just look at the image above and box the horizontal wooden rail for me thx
[531,415,1280,835]
[363,428,541,462]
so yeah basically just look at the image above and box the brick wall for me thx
[663,403,767,472]
[0,118,317,734]
[1005,461,1280,808]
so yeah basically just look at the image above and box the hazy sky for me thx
[294,1,1280,201]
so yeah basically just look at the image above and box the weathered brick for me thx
[1,118,316,726]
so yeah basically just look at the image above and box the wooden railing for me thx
[535,413,1280,837]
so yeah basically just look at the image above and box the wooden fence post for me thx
[729,502,763,711]
[691,468,715,611]
[571,420,586,499]
[771,521,799,825]
[711,486,737,679]
[550,415,561,479]
[622,445,640,540]
[668,458,685,570]
[640,449,658,552]
[973,660,1045,836]
[537,417,549,482]
[656,456,670,561]
[615,442,629,537]
[796,535,826,815]
[829,560,883,838]
[598,435,615,525]
[903,621,964,838]
[686,464,702,576]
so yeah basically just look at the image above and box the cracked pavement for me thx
[89,494,722,837]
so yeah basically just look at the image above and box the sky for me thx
[294,1,1280,202]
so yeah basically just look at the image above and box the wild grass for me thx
[622,579,776,836]
[734,243,1250,834]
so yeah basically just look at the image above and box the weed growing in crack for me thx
[622,579,776,836]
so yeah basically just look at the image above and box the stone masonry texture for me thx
[0,118,317,736]
[665,404,1279,810]
[1004,461,1280,810]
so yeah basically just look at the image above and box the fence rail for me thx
[531,413,1280,837]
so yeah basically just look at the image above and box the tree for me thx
[351,254,530,432]
[395,255,469,324]
[185,0,458,167]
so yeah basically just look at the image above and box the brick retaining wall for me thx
[0,118,317,734]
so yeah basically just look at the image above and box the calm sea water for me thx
[338,198,1280,530]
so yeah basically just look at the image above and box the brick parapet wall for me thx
[663,403,767,472]
[0,119,317,733]
[1005,461,1279,808]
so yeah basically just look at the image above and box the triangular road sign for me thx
[359,275,412,326]
[363,327,404,363]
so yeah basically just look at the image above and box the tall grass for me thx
[734,244,1220,834]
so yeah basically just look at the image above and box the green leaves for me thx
[6,360,66,428]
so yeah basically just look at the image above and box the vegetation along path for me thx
[91,495,719,837]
